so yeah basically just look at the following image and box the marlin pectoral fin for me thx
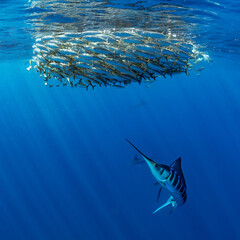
[129,154,145,166]
[125,139,155,163]
[156,186,162,202]
[153,196,176,214]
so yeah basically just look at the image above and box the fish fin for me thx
[129,154,145,166]
[152,196,176,214]
[170,157,186,187]
[156,186,162,202]
[125,139,155,163]
[170,157,181,169]
[169,206,176,215]
[154,182,159,186]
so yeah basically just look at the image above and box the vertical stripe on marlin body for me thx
[126,139,187,214]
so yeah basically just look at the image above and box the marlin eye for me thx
[155,163,159,169]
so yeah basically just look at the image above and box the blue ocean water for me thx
[0,0,240,239]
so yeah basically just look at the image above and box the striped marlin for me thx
[126,139,187,214]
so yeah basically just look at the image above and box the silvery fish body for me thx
[28,1,208,88]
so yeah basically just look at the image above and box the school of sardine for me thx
[28,0,209,89]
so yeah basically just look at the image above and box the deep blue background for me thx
[0,57,240,239]
[0,0,240,239]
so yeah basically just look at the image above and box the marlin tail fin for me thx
[153,196,177,214]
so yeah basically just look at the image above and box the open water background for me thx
[0,1,240,239]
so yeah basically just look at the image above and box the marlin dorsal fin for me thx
[170,157,182,171]
[170,157,186,187]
